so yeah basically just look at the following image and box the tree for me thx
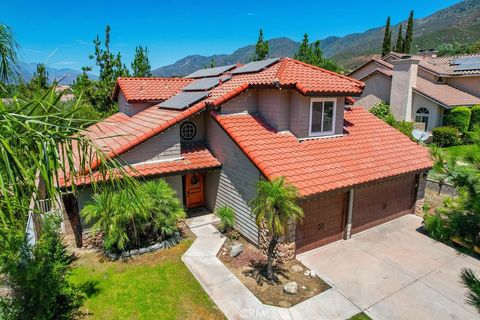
[131,46,152,77]
[252,29,269,61]
[460,268,480,313]
[381,17,392,56]
[0,25,19,82]
[404,10,414,54]
[295,33,312,63]
[395,25,404,53]
[250,177,303,281]
[0,214,83,319]
[31,63,49,90]
[73,25,130,114]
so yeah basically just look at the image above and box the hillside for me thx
[17,61,97,85]
[153,0,480,76]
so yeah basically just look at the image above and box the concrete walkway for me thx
[298,215,480,320]
[182,217,360,320]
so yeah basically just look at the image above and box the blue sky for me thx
[1,0,461,71]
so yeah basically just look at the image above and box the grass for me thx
[349,312,372,320]
[441,144,478,160]
[70,240,225,320]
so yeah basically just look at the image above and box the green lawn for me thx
[441,144,479,160]
[70,240,225,320]
[349,312,372,320]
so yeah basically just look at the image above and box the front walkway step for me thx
[186,213,220,229]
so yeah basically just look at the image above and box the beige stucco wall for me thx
[447,76,480,98]
[390,59,419,121]
[349,61,388,81]
[118,91,153,116]
[354,73,392,109]
[411,92,444,131]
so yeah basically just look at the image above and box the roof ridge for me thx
[285,58,365,87]
[118,77,191,81]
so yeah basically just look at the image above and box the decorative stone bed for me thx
[217,235,330,307]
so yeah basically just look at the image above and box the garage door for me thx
[296,192,346,254]
[352,174,416,234]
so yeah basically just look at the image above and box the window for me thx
[415,107,430,130]
[180,122,196,140]
[309,98,336,136]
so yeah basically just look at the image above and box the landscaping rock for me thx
[283,281,298,295]
[291,264,303,272]
[138,247,149,255]
[304,270,316,277]
[230,243,243,257]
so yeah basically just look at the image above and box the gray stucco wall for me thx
[354,73,392,109]
[118,91,153,116]
[412,92,444,131]
[221,89,257,114]
[205,115,260,244]
[180,111,205,144]
[257,89,290,131]
[121,125,181,164]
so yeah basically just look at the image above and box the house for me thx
[349,51,480,131]
[61,57,432,256]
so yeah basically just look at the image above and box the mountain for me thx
[17,61,97,85]
[152,0,480,76]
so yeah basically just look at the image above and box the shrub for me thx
[423,213,453,242]
[0,214,83,320]
[432,126,458,147]
[446,106,471,133]
[395,121,414,139]
[216,206,235,232]
[370,101,391,119]
[470,105,480,131]
[82,179,185,253]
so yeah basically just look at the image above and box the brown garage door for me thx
[352,174,416,234]
[296,192,346,254]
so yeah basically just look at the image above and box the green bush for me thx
[82,179,185,253]
[216,206,235,232]
[470,105,480,131]
[0,214,83,320]
[370,101,391,119]
[432,126,458,147]
[423,213,453,242]
[446,106,471,133]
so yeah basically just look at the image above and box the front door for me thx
[185,173,204,209]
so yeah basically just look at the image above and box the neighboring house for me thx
[349,51,480,131]
[60,57,432,256]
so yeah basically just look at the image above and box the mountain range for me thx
[152,0,480,77]
[16,61,97,85]
[18,0,480,81]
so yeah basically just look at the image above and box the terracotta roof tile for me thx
[114,77,192,103]
[212,107,432,197]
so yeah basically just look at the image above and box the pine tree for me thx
[131,46,151,77]
[381,17,392,56]
[210,58,215,68]
[31,63,48,89]
[395,24,404,53]
[404,10,414,53]
[252,29,269,61]
[294,33,313,63]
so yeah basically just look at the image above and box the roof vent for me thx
[401,55,412,60]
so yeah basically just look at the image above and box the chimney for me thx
[418,49,438,59]
[389,57,420,122]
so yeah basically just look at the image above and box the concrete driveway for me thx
[298,214,480,320]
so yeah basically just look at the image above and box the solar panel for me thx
[182,76,231,91]
[452,56,480,72]
[158,91,208,110]
[185,64,236,78]
[231,57,280,75]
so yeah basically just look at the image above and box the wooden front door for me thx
[185,173,204,209]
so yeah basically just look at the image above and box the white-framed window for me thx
[309,98,336,136]
[415,107,430,130]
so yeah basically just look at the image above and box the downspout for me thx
[345,189,355,239]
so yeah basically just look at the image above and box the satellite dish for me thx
[412,129,430,143]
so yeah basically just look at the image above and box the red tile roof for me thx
[212,107,432,197]
[113,77,192,103]
[62,145,220,187]
[81,57,364,172]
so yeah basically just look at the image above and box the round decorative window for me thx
[180,122,196,140]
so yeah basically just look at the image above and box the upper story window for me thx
[309,98,336,136]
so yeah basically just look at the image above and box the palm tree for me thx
[460,268,480,313]
[0,24,19,82]
[250,177,304,280]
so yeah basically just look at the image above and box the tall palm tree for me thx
[250,177,304,280]
[0,24,19,82]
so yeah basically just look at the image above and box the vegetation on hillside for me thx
[381,10,414,55]
[252,29,269,61]
[294,33,343,72]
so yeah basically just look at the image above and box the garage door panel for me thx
[352,175,416,234]
[296,193,346,254]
